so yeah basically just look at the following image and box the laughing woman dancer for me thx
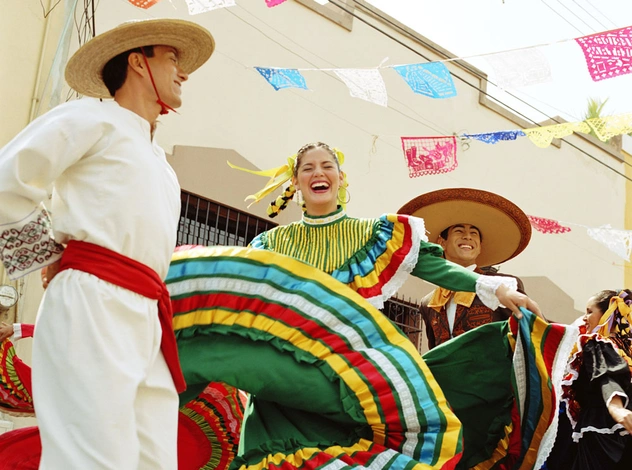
[165,141,547,470]
[234,142,537,315]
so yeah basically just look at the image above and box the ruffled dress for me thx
[545,335,632,469]
[0,338,33,417]
[167,232,570,470]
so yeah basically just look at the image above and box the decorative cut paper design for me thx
[265,0,287,7]
[485,48,552,88]
[400,136,457,178]
[523,122,591,148]
[393,63,457,99]
[575,27,632,82]
[334,69,388,107]
[127,0,160,8]
[527,216,571,234]
[463,130,526,144]
[185,0,235,15]
[585,113,632,142]
[254,67,308,91]
[587,225,632,261]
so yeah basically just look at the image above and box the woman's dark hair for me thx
[102,46,154,97]
[591,289,619,314]
[591,289,632,359]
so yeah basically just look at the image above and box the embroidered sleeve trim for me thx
[0,205,64,280]
[475,275,518,310]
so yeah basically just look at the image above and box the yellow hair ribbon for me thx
[597,294,632,339]
[332,148,349,210]
[227,155,297,207]
[228,146,349,209]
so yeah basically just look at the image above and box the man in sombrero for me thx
[398,188,532,350]
[0,18,214,468]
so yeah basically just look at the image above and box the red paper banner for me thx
[401,136,457,178]
[527,215,571,234]
[575,27,632,81]
[128,0,160,8]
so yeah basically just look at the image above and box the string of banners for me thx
[129,0,632,89]
[250,26,632,105]
[527,215,632,263]
[127,0,328,14]
[400,111,632,178]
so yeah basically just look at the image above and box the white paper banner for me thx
[314,0,329,4]
[586,225,632,261]
[334,69,388,107]
[185,0,235,15]
[485,48,552,89]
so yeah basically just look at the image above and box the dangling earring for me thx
[337,187,351,205]
[295,189,308,212]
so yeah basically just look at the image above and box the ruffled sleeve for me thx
[331,214,426,308]
[328,214,516,309]
[249,230,268,250]
[583,339,632,408]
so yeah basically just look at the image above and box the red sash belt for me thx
[58,240,186,393]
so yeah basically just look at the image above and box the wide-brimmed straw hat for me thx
[65,18,215,98]
[397,188,531,267]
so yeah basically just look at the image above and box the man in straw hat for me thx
[398,188,532,350]
[0,18,214,468]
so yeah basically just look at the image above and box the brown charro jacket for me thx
[419,269,525,350]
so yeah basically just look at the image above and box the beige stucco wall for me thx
[0,0,69,146]
[1,0,628,427]
[138,0,623,320]
[623,136,632,289]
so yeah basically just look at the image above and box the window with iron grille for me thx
[177,190,277,247]
[177,189,424,351]
[381,296,423,351]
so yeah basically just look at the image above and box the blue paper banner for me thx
[254,67,308,91]
[393,63,457,99]
[463,130,526,144]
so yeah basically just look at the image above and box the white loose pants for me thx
[32,269,179,469]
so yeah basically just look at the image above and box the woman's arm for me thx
[606,395,632,433]
[412,241,541,318]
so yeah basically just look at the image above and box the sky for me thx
[366,0,632,124]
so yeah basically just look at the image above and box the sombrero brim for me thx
[397,188,531,267]
[65,18,215,98]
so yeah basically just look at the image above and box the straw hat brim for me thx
[65,18,215,98]
[397,188,531,267]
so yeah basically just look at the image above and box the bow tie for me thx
[428,288,477,313]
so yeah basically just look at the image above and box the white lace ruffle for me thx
[572,423,630,443]
[474,275,518,310]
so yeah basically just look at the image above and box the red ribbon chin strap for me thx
[141,49,177,116]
